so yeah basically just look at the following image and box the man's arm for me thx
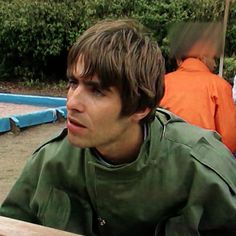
[0,155,41,223]
[155,133,236,236]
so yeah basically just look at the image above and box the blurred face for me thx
[66,59,137,154]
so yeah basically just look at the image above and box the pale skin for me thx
[66,58,150,164]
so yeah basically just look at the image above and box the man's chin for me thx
[67,134,89,148]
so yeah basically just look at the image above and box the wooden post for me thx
[9,118,20,134]
[219,0,231,77]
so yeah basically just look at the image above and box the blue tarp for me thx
[0,93,66,107]
[0,94,67,133]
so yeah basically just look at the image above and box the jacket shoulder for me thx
[155,108,236,192]
[33,128,68,154]
[156,108,221,147]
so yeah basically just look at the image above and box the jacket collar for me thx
[84,109,187,180]
[178,58,210,73]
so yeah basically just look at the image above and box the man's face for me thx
[66,59,135,154]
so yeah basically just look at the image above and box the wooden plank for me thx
[0,216,82,236]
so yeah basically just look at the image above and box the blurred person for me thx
[1,19,236,236]
[160,56,236,155]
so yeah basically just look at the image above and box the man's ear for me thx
[176,58,183,67]
[130,107,151,122]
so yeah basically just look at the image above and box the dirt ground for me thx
[0,80,68,203]
[0,81,67,97]
[0,119,66,203]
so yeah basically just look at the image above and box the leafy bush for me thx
[223,57,236,85]
[0,0,91,82]
[0,0,235,83]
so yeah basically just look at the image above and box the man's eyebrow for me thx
[84,80,101,87]
[84,80,112,91]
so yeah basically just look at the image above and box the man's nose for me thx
[67,86,86,112]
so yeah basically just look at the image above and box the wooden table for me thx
[0,216,82,236]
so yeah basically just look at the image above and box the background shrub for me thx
[0,0,92,82]
[223,57,236,85]
[0,0,235,83]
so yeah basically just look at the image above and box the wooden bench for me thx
[0,216,82,236]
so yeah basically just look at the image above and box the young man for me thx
[160,56,236,155]
[1,19,236,236]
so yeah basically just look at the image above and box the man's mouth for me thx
[67,117,87,130]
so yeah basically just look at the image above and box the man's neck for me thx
[95,124,145,165]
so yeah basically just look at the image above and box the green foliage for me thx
[223,57,236,85]
[0,0,235,83]
[0,0,91,81]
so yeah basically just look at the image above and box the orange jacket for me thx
[160,58,236,154]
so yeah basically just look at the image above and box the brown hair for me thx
[67,19,165,123]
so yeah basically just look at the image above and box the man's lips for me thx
[67,117,87,129]
[69,119,85,127]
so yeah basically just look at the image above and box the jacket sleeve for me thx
[0,129,68,224]
[0,153,42,223]
[157,137,236,236]
[214,78,236,154]
[162,181,236,236]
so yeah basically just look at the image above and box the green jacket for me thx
[1,109,236,236]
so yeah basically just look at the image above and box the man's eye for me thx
[91,87,104,97]
[67,79,78,89]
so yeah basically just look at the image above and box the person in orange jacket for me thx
[160,56,236,154]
